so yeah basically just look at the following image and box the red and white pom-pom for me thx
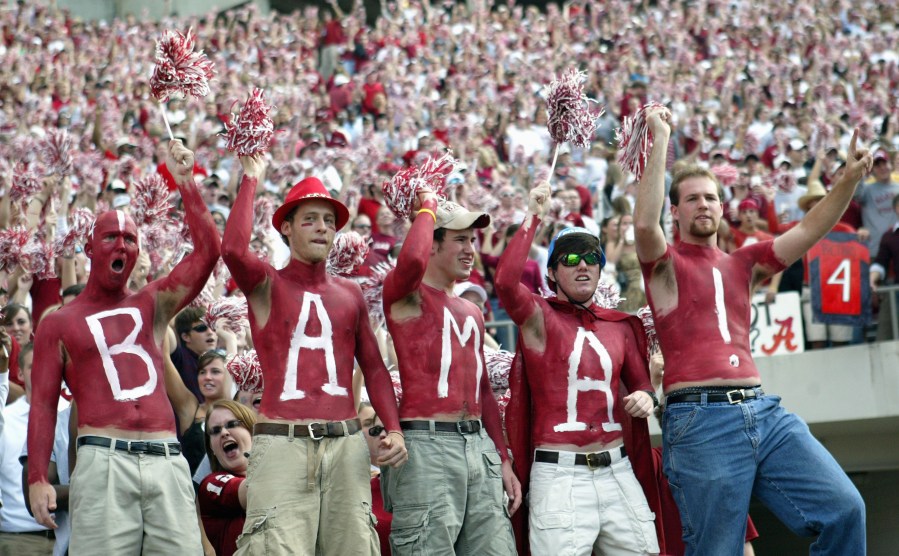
[711,163,740,187]
[495,388,511,429]
[53,208,96,257]
[389,368,403,404]
[593,281,624,310]
[484,347,514,394]
[270,160,305,186]
[0,226,30,272]
[150,28,216,102]
[222,88,275,157]
[10,164,42,205]
[39,129,74,176]
[770,169,797,193]
[616,101,666,182]
[253,196,274,238]
[73,152,104,195]
[809,116,833,153]
[543,67,601,148]
[19,237,56,279]
[327,232,370,277]
[132,174,171,226]
[227,350,263,394]
[358,259,396,330]
[117,155,138,186]
[381,151,459,220]
[204,296,248,334]
[743,132,760,156]
[637,305,659,359]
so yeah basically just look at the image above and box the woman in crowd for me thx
[198,400,256,556]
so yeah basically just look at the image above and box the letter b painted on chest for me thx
[85,308,158,401]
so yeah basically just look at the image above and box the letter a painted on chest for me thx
[281,293,346,401]
[554,327,621,433]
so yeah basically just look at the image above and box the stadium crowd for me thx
[0,0,896,554]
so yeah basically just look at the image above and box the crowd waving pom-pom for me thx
[381,151,459,220]
[616,101,667,182]
[327,232,370,277]
[228,350,263,394]
[222,88,275,157]
[150,28,216,102]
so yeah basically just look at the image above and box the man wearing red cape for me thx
[496,182,666,555]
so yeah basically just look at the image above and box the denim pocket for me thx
[663,405,700,444]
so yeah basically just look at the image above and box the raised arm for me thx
[162,330,199,435]
[382,192,438,305]
[26,314,65,528]
[634,106,672,263]
[494,183,550,329]
[221,156,270,296]
[155,141,221,319]
[772,129,872,268]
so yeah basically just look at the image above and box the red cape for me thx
[508,299,670,555]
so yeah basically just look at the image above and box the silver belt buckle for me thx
[308,422,324,440]
[726,389,745,404]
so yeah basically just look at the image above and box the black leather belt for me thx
[534,447,626,469]
[400,420,482,434]
[254,419,361,440]
[77,436,181,456]
[6,529,55,539]
[666,387,763,405]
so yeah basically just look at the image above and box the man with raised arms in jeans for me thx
[497,182,661,555]
[633,106,868,554]
[221,156,406,556]
[382,191,522,555]
[27,141,219,554]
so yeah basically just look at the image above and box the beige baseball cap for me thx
[435,199,490,230]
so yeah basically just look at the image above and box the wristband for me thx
[643,390,660,408]
[417,208,437,223]
[387,430,405,438]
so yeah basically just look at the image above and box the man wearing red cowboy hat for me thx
[221,156,406,556]
[496,182,662,555]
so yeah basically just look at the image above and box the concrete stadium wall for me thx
[54,0,269,21]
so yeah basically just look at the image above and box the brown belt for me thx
[253,419,361,440]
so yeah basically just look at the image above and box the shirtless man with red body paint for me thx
[381,191,521,555]
[496,182,661,555]
[27,141,219,554]
[221,156,405,556]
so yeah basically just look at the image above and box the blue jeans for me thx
[662,392,865,555]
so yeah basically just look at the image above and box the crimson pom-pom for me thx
[389,369,403,404]
[327,231,370,277]
[0,226,30,272]
[616,101,667,182]
[132,174,171,226]
[204,296,248,334]
[593,281,624,310]
[54,208,96,257]
[228,350,263,394]
[381,151,460,220]
[543,67,601,149]
[222,88,275,157]
[150,28,216,102]
[10,164,42,206]
[270,161,304,187]
[809,116,833,154]
[358,259,395,330]
[39,129,74,176]
[484,347,514,394]
[711,164,740,187]
[19,238,56,280]
[770,169,797,193]
[637,305,659,360]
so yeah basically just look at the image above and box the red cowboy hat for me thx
[272,177,350,231]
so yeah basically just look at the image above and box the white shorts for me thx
[528,450,659,556]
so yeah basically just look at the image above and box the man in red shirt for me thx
[634,106,869,555]
[221,156,405,556]
[27,141,219,554]
[382,193,521,555]
[496,182,661,554]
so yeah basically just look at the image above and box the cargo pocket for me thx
[235,506,275,554]
[612,459,660,553]
[390,504,429,556]
[483,451,503,479]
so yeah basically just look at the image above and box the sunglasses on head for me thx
[354,223,372,229]
[203,348,227,358]
[208,419,243,436]
[192,324,210,333]
[368,425,385,437]
[559,252,602,267]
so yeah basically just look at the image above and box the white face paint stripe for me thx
[116,210,126,232]
[712,267,732,344]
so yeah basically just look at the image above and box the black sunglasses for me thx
[368,425,385,437]
[208,419,243,436]
[559,252,602,267]
[192,324,210,333]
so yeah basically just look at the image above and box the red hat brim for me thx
[272,177,350,232]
